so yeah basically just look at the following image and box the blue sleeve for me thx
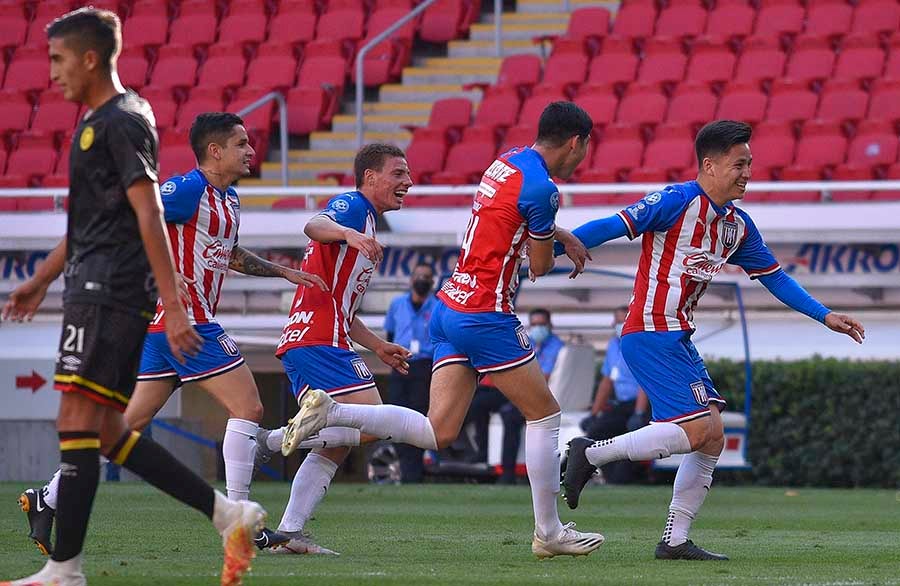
[727,209,781,279]
[616,187,691,240]
[516,176,559,241]
[758,269,830,324]
[384,297,398,335]
[158,173,204,224]
[318,193,367,232]
[601,351,612,377]
[554,214,630,256]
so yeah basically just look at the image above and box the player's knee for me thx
[233,401,263,423]
[433,427,458,450]
[313,445,350,462]
[127,412,153,432]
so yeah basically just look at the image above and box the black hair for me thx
[535,102,593,147]
[529,308,552,322]
[47,8,121,71]
[413,262,435,275]
[354,143,406,188]
[694,120,752,169]
[189,112,245,163]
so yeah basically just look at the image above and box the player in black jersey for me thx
[1,9,265,586]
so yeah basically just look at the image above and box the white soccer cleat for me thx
[1,558,86,586]
[531,522,605,559]
[268,531,340,556]
[281,389,333,456]
[218,499,267,586]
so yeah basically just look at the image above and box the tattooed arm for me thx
[229,246,328,290]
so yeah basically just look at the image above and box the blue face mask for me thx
[615,323,624,338]
[530,325,550,345]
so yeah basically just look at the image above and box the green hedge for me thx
[705,358,900,488]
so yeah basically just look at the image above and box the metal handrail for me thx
[234,91,290,186]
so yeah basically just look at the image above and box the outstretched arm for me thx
[229,245,328,291]
[553,215,630,257]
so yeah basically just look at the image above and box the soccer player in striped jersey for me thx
[562,120,865,561]
[21,112,326,556]
[278,103,607,558]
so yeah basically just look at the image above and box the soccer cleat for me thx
[253,527,290,550]
[531,522,604,559]
[1,557,86,586]
[269,531,339,556]
[281,389,332,456]
[562,437,598,510]
[252,428,277,479]
[655,539,729,561]
[219,500,266,586]
[19,489,54,556]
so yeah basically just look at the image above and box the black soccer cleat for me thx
[654,539,729,561]
[562,437,598,510]
[254,527,291,550]
[19,488,54,555]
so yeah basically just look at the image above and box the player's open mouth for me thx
[394,190,407,200]
[736,182,747,191]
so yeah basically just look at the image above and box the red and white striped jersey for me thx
[619,181,780,335]
[148,169,240,332]
[438,147,559,314]
[276,191,378,354]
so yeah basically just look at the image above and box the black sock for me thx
[109,430,215,519]
[52,431,101,562]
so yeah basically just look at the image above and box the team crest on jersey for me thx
[331,199,350,212]
[550,192,560,210]
[644,192,662,205]
[160,181,176,195]
[351,357,372,380]
[217,333,240,357]
[515,325,532,351]
[79,126,94,151]
[690,381,709,406]
[721,220,739,248]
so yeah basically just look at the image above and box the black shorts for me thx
[53,302,150,412]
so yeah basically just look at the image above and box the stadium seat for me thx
[0,145,6,172]
[7,133,57,182]
[0,4,28,49]
[766,79,818,123]
[367,7,418,42]
[169,1,219,47]
[616,83,668,125]
[804,0,853,37]
[716,82,767,124]
[543,51,589,89]
[0,90,33,135]
[4,46,50,92]
[784,35,836,83]
[587,36,639,86]
[833,34,886,82]
[519,84,569,126]
[574,83,619,127]
[353,36,410,87]
[591,123,644,174]
[228,86,276,149]
[654,0,708,39]
[816,80,869,123]
[268,2,317,46]
[55,142,71,176]
[246,43,299,89]
[149,45,199,90]
[427,98,472,138]
[316,7,364,42]
[685,38,737,83]
[846,120,898,168]
[24,0,72,46]
[197,44,247,92]
[754,0,805,37]
[471,87,519,136]
[751,121,796,170]
[40,174,70,188]
[140,87,178,130]
[432,126,498,185]
[794,119,847,168]
[159,143,197,177]
[119,47,151,90]
[705,0,756,38]
[16,196,57,210]
[828,164,874,201]
[611,0,657,39]
[405,128,447,183]
[499,125,536,153]
[626,167,669,182]
[420,0,467,43]
[850,0,900,35]
[637,38,687,85]
[558,6,611,55]
[867,79,900,122]
[643,123,694,171]
[884,41,900,79]
[295,53,345,117]
[122,10,169,48]
[666,82,717,126]
[495,54,542,94]
[30,91,79,134]
[176,88,225,130]
[218,0,268,45]
[734,35,786,83]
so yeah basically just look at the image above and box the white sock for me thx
[300,427,361,449]
[212,490,236,534]
[278,452,339,533]
[585,422,692,467]
[223,418,259,501]
[526,412,565,540]
[43,553,84,577]
[43,468,61,510]
[662,450,718,546]
[265,427,285,451]
[326,403,437,449]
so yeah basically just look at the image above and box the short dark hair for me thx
[413,262,434,274]
[536,102,593,147]
[189,112,245,163]
[354,143,406,188]
[47,8,121,70]
[694,120,752,169]
[529,308,551,322]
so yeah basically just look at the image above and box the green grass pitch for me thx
[1,483,898,585]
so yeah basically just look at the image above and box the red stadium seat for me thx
[784,35,835,83]
[420,0,468,43]
[229,87,276,133]
[794,119,847,168]
[159,143,197,177]
[353,36,409,87]
[574,83,619,127]
[867,79,900,122]
[197,44,247,91]
[751,121,795,170]
[617,83,667,125]
[833,34,886,82]
[816,80,869,123]
[140,87,178,130]
[543,51,589,89]
[176,87,225,130]
[626,167,669,182]
[846,120,898,168]
[149,45,199,90]
[218,0,268,45]
[705,0,755,38]
[587,36,639,86]
[432,127,497,184]
[666,82,717,126]
[246,43,299,89]
[316,8,364,42]
[7,132,56,181]
[496,54,542,92]
[126,0,170,17]
[0,146,6,173]
[4,46,50,92]
[611,0,657,39]
[518,84,568,126]
[122,11,169,48]
[24,0,72,46]
[828,164,874,202]
[16,196,57,210]
[884,42,900,79]
[766,79,817,123]
[296,54,346,118]
[474,86,521,131]
[716,81,767,124]
[591,123,644,173]
[754,0,805,37]
[0,90,33,135]
[427,98,472,135]
[268,5,317,46]
[0,4,28,49]
[499,125,536,153]
[655,1,707,39]
[31,91,79,134]
[405,128,447,183]
[643,123,694,171]
[637,38,687,85]
[851,0,900,35]
[119,47,150,90]
[285,86,328,135]
[169,1,219,47]
[685,38,737,83]
[804,0,853,37]
[559,6,611,54]
[733,35,786,83]
[367,7,418,42]
[55,142,71,176]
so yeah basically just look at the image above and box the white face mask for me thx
[530,325,550,345]
[615,323,624,338]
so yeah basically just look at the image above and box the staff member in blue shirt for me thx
[384,262,437,482]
